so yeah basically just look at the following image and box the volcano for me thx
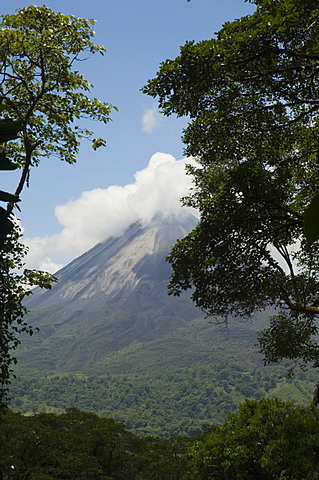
[12,213,309,436]
[21,213,207,373]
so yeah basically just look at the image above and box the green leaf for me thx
[0,152,18,170]
[92,137,106,150]
[0,5,115,167]
[304,193,319,246]
[0,119,23,143]
[0,190,20,203]
[0,206,14,245]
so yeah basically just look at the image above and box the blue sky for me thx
[1,0,255,271]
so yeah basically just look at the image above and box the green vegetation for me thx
[3,3,319,478]
[10,305,317,437]
[0,227,55,408]
[0,4,114,176]
[0,115,57,406]
[190,397,319,480]
[9,363,315,438]
[0,115,23,243]
[0,408,194,480]
[143,0,319,372]
[2,399,319,479]
[0,4,114,231]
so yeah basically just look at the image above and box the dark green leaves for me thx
[304,193,319,247]
[0,118,23,143]
[0,5,116,402]
[144,0,319,370]
[0,118,22,171]
[0,191,20,203]
[0,225,57,407]
[190,398,319,480]
[0,207,14,245]
[0,153,18,170]
[258,312,319,371]
[0,117,23,244]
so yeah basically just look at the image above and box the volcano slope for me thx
[10,214,315,436]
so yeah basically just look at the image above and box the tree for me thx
[0,408,146,480]
[140,435,194,480]
[0,117,56,408]
[0,4,115,226]
[0,5,115,405]
[142,0,319,371]
[0,114,23,244]
[0,225,56,408]
[189,398,319,480]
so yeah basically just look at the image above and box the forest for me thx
[2,398,319,480]
[8,363,315,437]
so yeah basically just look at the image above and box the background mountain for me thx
[10,213,316,437]
[20,213,203,373]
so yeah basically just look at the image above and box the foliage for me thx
[190,398,319,480]
[142,0,319,370]
[0,408,194,480]
[8,363,316,438]
[0,113,23,244]
[0,115,56,407]
[2,400,319,480]
[0,226,56,408]
[0,4,115,219]
[8,304,316,437]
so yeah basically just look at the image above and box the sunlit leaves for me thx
[0,5,115,406]
[92,137,106,150]
[0,5,115,166]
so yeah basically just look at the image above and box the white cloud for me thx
[23,153,198,273]
[142,106,162,133]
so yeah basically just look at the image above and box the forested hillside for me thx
[10,360,316,437]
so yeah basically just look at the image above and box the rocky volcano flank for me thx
[26,213,197,310]
[21,213,205,373]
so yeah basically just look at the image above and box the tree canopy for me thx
[0,226,56,407]
[0,5,115,219]
[0,408,193,480]
[190,398,319,480]
[0,5,114,406]
[2,401,319,480]
[143,0,319,370]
